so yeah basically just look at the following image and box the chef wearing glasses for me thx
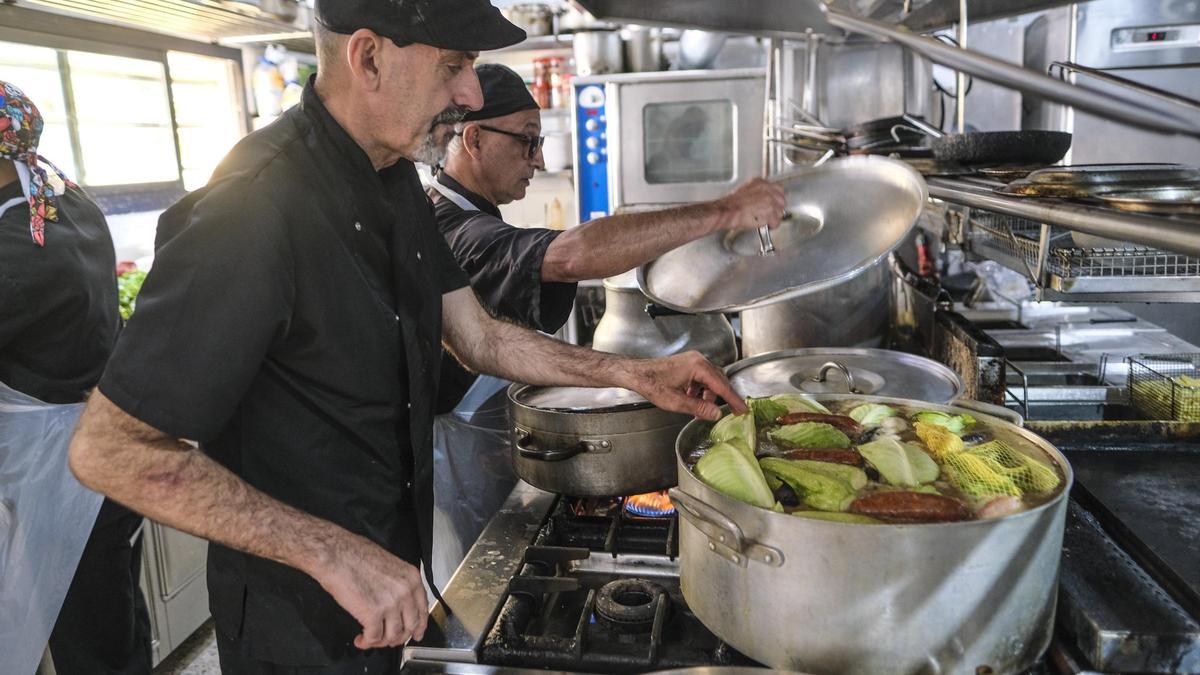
[425,65,785,588]
[429,64,786,412]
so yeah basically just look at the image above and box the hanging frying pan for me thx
[844,114,1072,166]
[931,130,1073,165]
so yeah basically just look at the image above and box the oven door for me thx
[609,71,764,208]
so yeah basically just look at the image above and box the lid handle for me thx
[813,361,860,394]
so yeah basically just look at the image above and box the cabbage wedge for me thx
[759,457,856,512]
[695,442,775,509]
[710,412,757,454]
[769,422,850,449]
[770,393,831,415]
[858,436,940,487]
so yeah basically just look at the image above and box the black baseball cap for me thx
[463,64,539,122]
[314,0,526,52]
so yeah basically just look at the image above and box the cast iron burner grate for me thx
[545,496,679,558]
[478,545,759,672]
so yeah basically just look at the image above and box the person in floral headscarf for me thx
[0,80,151,674]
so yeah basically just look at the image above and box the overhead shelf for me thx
[495,33,575,53]
[927,177,1200,259]
[928,181,1200,303]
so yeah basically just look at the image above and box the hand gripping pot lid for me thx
[637,156,927,313]
[726,348,964,404]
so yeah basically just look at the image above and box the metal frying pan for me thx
[844,114,1073,166]
[931,130,1072,165]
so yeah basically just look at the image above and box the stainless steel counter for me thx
[405,482,557,666]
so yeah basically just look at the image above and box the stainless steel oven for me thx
[572,69,764,221]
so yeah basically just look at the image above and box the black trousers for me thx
[48,499,152,675]
[216,629,401,675]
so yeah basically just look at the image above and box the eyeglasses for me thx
[476,125,545,160]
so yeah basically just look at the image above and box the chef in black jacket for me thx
[424,65,786,587]
[0,80,151,675]
[65,2,747,673]
[430,64,787,411]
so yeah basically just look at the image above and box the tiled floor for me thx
[153,621,220,675]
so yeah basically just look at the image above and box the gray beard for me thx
[414,106,468,166]
[412,132,446,166]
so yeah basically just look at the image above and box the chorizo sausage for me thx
[776,448,864,467]
[849,491,970,523]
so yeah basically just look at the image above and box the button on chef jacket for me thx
[431,171,576,412]
[98,77,468,666]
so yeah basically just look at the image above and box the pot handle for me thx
[668,488,784,568]
[813,361,860,394]
[952,399,1025,427]
[515,432,587,462]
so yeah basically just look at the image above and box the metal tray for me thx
[999,164,1200,199]
[1096,185,1200,216]
[637,156,927,313]
[976,165,1041,182]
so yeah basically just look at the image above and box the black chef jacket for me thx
[99,78,468,665]
[0,180,118,404]
[431,172,576,412]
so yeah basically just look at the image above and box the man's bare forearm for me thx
[441,287,744,420]
[69,392,346,579]
[443,291,632,388]
[541,200,725,283]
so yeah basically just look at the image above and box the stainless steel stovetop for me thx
[405,478,1198,674]
[404,485,759,673]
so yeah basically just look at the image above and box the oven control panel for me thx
[574,83,609,223]
[1112,23,1200,51]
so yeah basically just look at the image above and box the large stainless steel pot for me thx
[592,274,738,366]
[727,347,1023,425]
[739,260,890,356]
[670,394,1071,674]
[574,31,624,76]
[727,347,962,403]
[508,384,689,496]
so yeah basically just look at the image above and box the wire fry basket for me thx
[1127,355,1200,422]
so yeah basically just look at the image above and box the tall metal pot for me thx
[670,394,1071,674]
[592,275,738,366]
[739,259,890,357]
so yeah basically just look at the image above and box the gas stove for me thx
[406,489,760,673]
[405,477,1197,674]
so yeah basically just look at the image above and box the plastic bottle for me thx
[252,56,284,118]
[545,198,565,230]
[532,58,552,109]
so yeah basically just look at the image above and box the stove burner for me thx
[594,578,669,633]
[625,490,676,517]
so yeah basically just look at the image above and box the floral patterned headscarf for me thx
[0,80,77,246]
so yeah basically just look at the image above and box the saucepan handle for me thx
[514,432,587,462]
[669,488,784,568]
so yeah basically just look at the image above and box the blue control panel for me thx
[574,82,609,223]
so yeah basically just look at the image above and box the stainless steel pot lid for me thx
[726,348,963,403]
[511,384,650,413]
[637,156,926,313]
